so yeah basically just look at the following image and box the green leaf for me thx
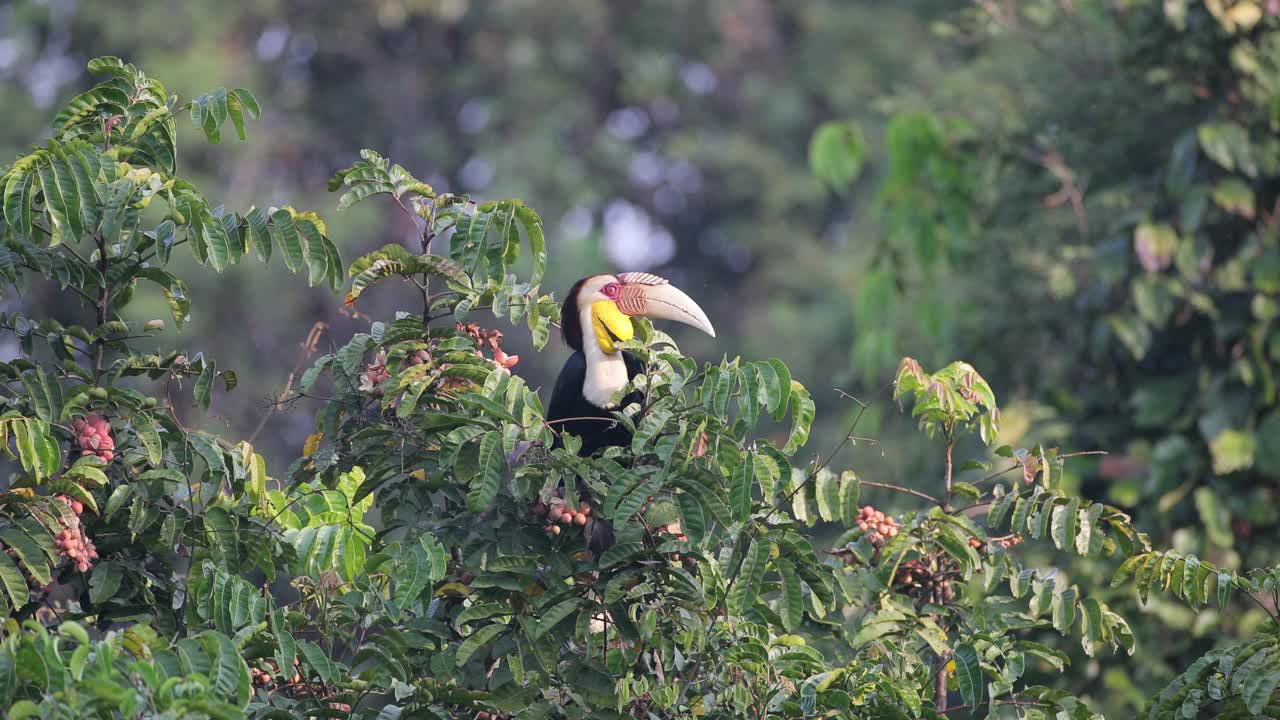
[467,431,504,512]
[193,358,216,410]
[729,456,752,522]
[515,205,547,285]
[783,381,815,453]
[0,551,29,610]
[270,209,305,272]
[610,476,662,527]
[0,526,50,586]
[953,643,983,707]
[809,120,866,191]
[18,372,56,423]
[88,561,124,603]
[814,468,838,522]
[231,88,261,118]
[39,148,84,243]
[1198,122,1256,176]
[271,610,296,674]
[137,268,191,327]
[1052,586,1077,634]
[839,471,861,524]
[456,623,507,667]
[727,537,769,614]
[1209,429,1255,475]
[935,524,980,570]
[207,210,237,272]
[1243,659,1280,714]
[986,489,1015,532]
[297,639,340,684]
[598,542,645,568]
[295,217,331,287]
[533,599,581,639]
[130,412,163,466]
[777,558,804,632]
[3,170,35,239]
[1112,553,1148,588]
[244,206,271,263]
[1050,498,1080,551]
[54,81,130,131]
[392,541,434,613]
[761,359,793,421]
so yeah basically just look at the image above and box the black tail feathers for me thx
[588,517,615,559]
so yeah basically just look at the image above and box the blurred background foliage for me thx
[5,0,1280,713]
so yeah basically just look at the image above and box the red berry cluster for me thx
[359,351,392,394]
[894,558,957,603]
[856,505,899,547]
[533,494,592,536]
[58,494,85,515]
[457,322,519,370]
[71,414,114,463]
[996,534,1023,549]
[54,495,98,572]
[407,349,431,366]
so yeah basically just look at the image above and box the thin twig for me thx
[764,382,896,521]
[862,480,941,506]
[247,321,328,444]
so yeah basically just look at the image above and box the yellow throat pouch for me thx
[591,300,634,353]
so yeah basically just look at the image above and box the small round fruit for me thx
[90,387,109,400]
[549,525,562,536]
[574,513,587,526]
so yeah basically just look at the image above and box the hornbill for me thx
[546,272,716,554]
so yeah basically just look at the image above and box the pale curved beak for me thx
[615,272,716,338]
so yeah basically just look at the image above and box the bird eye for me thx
[601,282,620,299]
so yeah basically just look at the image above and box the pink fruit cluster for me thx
[54,495,98,572]
[72,414,114,463]
[408,349,431,366]
[57,493,84,515]
[533,494,592,536]
[359,351,391,394]
[457,322,519,371]
[856,505,899,547]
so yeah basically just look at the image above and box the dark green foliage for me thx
[0,50,1275,720]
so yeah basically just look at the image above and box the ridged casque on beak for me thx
[614,272,716,338]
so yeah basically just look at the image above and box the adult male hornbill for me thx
[546,272,715,553]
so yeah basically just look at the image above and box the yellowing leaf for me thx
[302,432,323,458]
[293,210,328,235]
[1209,429,1255,475]
[435,581,471,597]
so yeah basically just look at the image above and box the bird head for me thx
[560,272,716,353]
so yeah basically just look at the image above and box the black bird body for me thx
[546,350,644,455]
[546,273,715,556]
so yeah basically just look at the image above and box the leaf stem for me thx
[943,435,954,512]
[93,234,110,382]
